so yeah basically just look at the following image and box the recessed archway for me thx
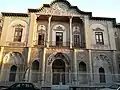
[9,65,17,82]
[52,59,65,85]
[31,60,39,82]
[99,67,106,83]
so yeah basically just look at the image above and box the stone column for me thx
[84,16,90,49]
[69,17,73,48]
[42,48,46,86]
[88,50,93,85]
[47,16,52,47]
[73,49,78,85]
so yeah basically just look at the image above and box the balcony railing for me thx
[72,42,86,48]
[49,41,70,47]
[33,40,86,48]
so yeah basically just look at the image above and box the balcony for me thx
[33,40,86,49]
[72,42,86,48]
[33,40,46,47]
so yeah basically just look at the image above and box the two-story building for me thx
[0,0,120,89]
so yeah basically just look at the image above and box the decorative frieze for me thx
[46,48,71,54]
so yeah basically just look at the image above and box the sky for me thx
[0,0,120,23]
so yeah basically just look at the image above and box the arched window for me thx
[9,65,17,81]
[79,62,86,72]
[99,67,106,83]
[31,60,39,82]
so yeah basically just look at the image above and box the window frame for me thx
[95,32,104,45]
[14,28,23,42]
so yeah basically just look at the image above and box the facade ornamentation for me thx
[0,0,120,89]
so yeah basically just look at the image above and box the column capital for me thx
[69,16,73,19]
[48,15,52,20]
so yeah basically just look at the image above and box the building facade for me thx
[0,0,120,89]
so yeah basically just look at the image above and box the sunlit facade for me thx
[0,0,120,89]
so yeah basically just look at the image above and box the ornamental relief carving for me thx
[76,52,86,60]
[38,3,80,16]
[12,24,25,28]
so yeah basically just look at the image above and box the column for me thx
[88,50,93,85]
[70,17,73,48]
[47,16,52,47]
[73,49,78,84]
[42,48,46,86]
[84,16,90,49]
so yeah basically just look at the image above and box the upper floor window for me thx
[56,32,63,46]
[37,25,46,45]
[14,28,23,42]
[95,32,104,45]
[73,26,81,47]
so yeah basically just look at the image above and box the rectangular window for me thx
[95,32,104,45]
[74,34,80,47]
[56,32,63,46]
[38,34,44,45]
[14,28,23,42]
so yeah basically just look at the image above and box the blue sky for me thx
[0,0,120,22]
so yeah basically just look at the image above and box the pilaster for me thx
[42,48,46,86]
[84,16,90,49]
[47,16,52,47]
[73,49,78,84]
[70,17,73,48]
[88,49,93,84]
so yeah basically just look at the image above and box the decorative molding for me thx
[53,25,65,31]
[93,27,104,31]
[12,24,25,28]
[36,3,80,17]
[95,54,111,65]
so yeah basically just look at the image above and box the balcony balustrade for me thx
[33,40,86,48]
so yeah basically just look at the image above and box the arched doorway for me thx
[9,65,17,81]
[52,59,65,85]
[31,60,39,82]
[79,62,87,72]
[99,67,106,83]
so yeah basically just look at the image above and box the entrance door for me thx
[52,59,65,85]
[56,32,63,46]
